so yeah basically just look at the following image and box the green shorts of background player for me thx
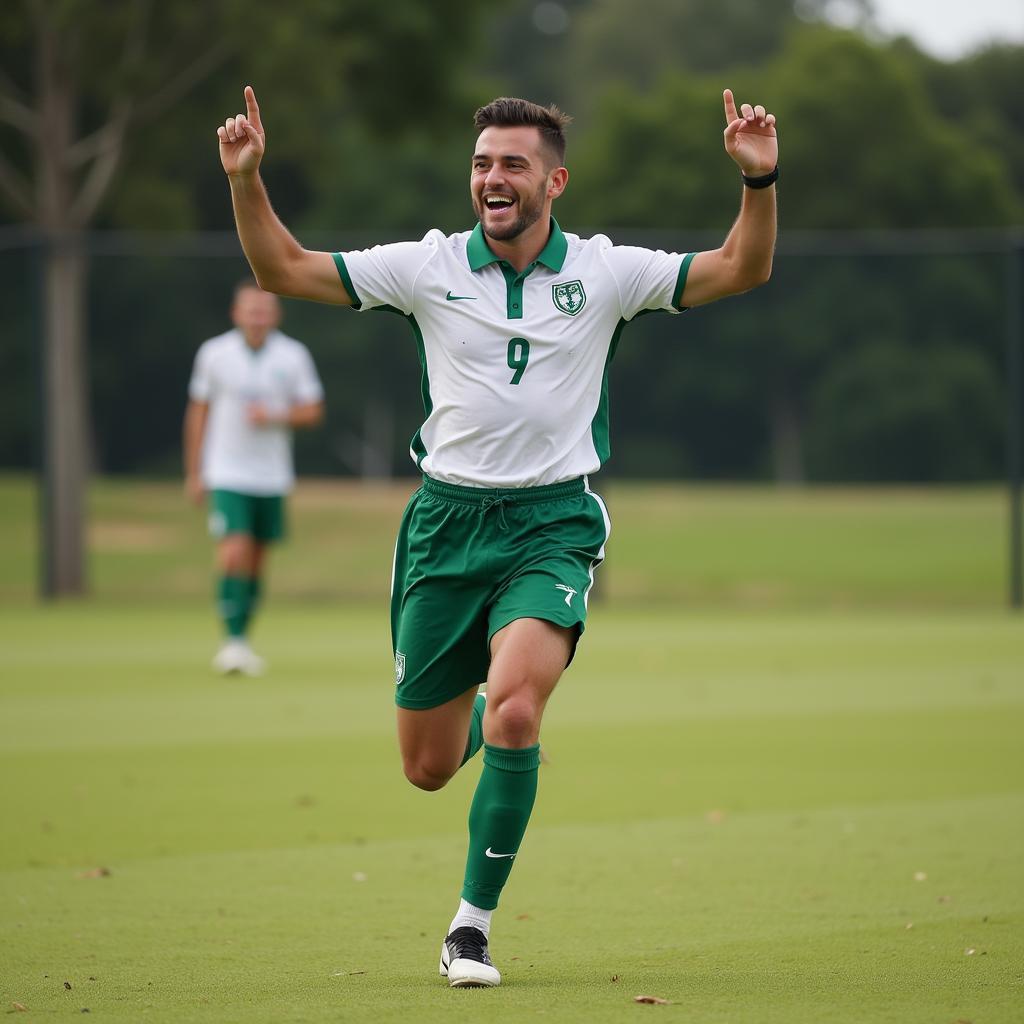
[206,489,285,675]
[391,476,609,984]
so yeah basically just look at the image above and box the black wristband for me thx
[742,166,778,189]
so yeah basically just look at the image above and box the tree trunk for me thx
[34,17,91,597]
[41,230,89,596]
[769,388,805,485]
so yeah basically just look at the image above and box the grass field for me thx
[1,477,1022,1022]
[0,475,1010,608]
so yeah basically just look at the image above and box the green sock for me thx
[217,575,250,638]
[246,576,262,632]
[461,743,541,911]
[460,693,486,767]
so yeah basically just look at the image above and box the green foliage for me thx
[807,341,1003,480]
[0,0,489,229]
[567,0,800,103]
[300,122,477,235]
[767,29,1021,228]
[1,4,1021,483]
[565,26,1020,230]
[552,22,1018,483]
[903,42,1024,208]
[561,77,737,229]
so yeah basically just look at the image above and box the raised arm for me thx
[681,88,777,308]
[219,87,352,306]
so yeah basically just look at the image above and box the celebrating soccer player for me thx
[216,83,776,985]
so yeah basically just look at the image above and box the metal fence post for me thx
[1009,233,1023,610]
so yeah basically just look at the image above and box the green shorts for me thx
[390,475,611,710]
[208,490,286,543]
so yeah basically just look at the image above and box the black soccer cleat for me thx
[439,925,501,987]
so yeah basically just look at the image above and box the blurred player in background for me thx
[184,281,324,675]
[216,85,776,983]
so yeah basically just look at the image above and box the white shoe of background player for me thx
[212,639,265,677]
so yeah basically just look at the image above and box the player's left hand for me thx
[722,89,777,176]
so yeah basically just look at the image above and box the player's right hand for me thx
[185,474,206,506]
[218,86,265,177]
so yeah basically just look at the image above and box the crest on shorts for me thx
[395,651,406,686]
[552,280,586,316]
[208,510,227,539]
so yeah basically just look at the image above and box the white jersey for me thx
[334,220,692,488]
[188,329,324,495]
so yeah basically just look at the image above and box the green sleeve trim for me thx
[332,253,362,309]
[672,251,696,310]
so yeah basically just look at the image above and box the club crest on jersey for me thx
[395,651,406,686]
[552,280,586,316]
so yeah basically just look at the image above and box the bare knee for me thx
[485,695,541,748]
[218,536,254,575]
[402,757,456,792]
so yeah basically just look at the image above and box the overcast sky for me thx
[869,0,1024,58]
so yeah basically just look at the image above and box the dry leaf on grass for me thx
[965,948,976,956]
[634,995,671,1005]
[611,974,620,982]
[913,871,927,882]
[76,867,111,879]
[12,1003,28,1012]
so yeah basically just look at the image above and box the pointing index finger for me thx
[244,86,262,130]
[723,88,738,124]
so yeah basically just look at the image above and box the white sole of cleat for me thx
[439,950,500,987]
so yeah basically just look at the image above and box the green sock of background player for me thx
[246,576,262,633]
[217,575,250,638]
[458,743,541,916]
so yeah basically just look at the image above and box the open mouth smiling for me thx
[484,193,516,212]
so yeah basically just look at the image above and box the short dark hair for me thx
[473,97,572,167]
[233,277,267,301]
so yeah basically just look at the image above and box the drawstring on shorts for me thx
[481,494,513,531]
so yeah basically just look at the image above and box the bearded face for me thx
[471,125,560,244]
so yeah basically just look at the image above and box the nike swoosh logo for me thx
[446,291,477,301]
[484,847,516,859]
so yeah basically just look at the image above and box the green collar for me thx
[466,217,568,274]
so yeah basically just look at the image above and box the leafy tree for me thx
[0,0,485,594]
[766,28,1021,228]
[563,0,871,119]
[806,341,1003,481]
[560,26,1018,482]
[902,42,1024,209]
